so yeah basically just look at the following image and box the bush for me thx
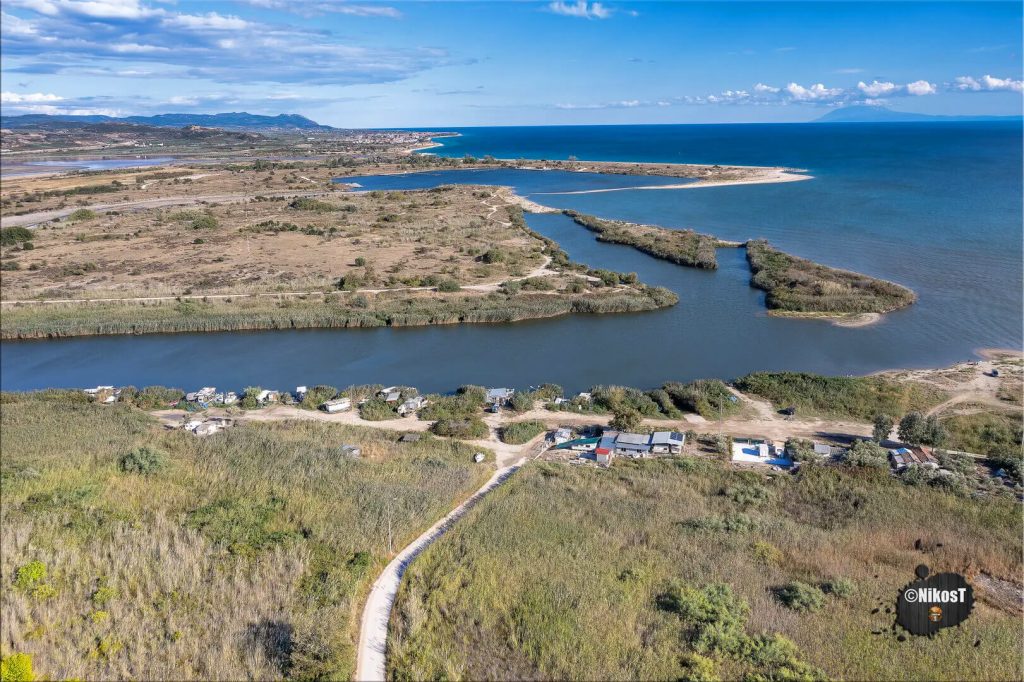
[240,386,263,409]
[499,420,546,444]
[13,561,47,591]
[664,379,740,419]
[118,447,167,475]
[68,208,97,222]
[431,417,488,439]
[784,437,817,462]
[120,385,183,409]
[842,439,888,468]
[823,578,856,599]
[775,581,826,612]
[0,653,34,682]
[359,399,397,421]
[190,213,219,230]
[509,391,534,413]
[436,279,461,292]
[301,385,339,409]
[0,226,33,246]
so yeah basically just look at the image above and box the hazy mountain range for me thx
[814,106,1022,123]
[1,112,332,131]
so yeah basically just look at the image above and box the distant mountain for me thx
[1,112,332,131]
[815,106,1022,123]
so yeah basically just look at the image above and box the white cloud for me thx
[905,80,936,96]
[785,82,842,101]
[548,1,611,19]
[753,83,780,94]
[857,80,898,97]
[1,91,64,102]
[164,12,250,31]
[955,75,1023,92]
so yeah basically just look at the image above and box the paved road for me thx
[355,459,525,682]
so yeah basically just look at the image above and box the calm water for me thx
[1,123,1020,392]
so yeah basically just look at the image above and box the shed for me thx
[322,397,352,413]
[486,387,515,404]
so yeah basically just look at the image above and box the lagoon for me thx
[0,122,1019,392]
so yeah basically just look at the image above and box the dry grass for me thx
[0,391,493,680]
[1,185,543,300]
[390,459,1022,681]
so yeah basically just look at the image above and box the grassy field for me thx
[0,284,676,339]
[745,240,916,315]
[0,392,493,681]
[564,210,728,270]
[389,458,1022,681]
[734,371,948,420]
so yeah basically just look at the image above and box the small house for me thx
[296,386,308,400]
[485,387,515,405]
[576,392,592,402]
[552,427,573,444]
[397,396,427,416]
[614,432,652,458]
[650,431,685,454]
[340,444,362,458]
[383,390,402,404]
[889,446,939,471]
[222,391,238,405]
[553,437,600,452]
[596,450,614,466]
[322,397,352,413]
[731,438,791,467]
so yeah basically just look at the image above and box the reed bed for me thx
[745,240,916,314]
[0,286,676,339]
[564,210,725,270]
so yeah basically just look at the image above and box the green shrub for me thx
[186,497,299,556]
[822,578,856,599]
[431,417,488,439]
[359,399,397,421]
[0,653,34,682]
[499,420,546,444]
[784,437,817,462]
[685,513,756,534]
[68,208,98,222]
[302,385,339,410]
[775,581,826,612]
[898,411,947,446]
[0,226,33,246]
[13,561,47,591]
[435,279,461,292]
[842,439,888,468]
[118,446,167,475]
[664,380,739,419]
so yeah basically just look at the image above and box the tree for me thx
[609,408,643,432]
[898,411,947,446]
[872,414,895,443]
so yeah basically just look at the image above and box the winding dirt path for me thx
[355,458,526,681]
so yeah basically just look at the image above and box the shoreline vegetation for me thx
[0,151,912,338]
[556,210,916,320]
[0,286,676,340]
[564,210,735,270]
[745,239,916,317]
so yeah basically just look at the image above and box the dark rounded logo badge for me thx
[896,565,974,636]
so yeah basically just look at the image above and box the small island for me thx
[745,239,917,322]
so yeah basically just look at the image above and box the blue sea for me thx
[1,122,1020,392]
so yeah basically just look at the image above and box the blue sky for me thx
[1,1,1021,127]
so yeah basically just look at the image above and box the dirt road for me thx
[355,458,525,682]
